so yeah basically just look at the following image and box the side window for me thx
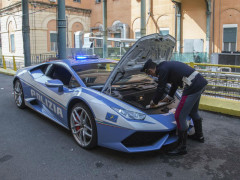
[46,65,79,88]
[41,64,50,74]
[69,77,81,88]
[30,64,49,75]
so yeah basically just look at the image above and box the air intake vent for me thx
[122,130,176,147]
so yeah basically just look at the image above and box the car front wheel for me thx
[14,80,26,109]
[70,103,97,149]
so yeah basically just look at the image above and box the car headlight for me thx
[112,107,146,120]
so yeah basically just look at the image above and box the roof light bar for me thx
[75,56,88,60]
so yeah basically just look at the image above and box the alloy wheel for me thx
[70,106,94,147]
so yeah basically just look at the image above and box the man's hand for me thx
[160,95,174,103]
[150,100,158,108]
[160,97,170,102]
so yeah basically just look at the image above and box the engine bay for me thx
[109,82,179,114]
[89,73,180,115]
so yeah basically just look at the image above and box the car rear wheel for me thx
[14,80,26,109]
[70,103,97,149]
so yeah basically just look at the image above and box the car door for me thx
[32,63,81,126]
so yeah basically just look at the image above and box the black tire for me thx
[13,79,26,109]
[70,102,97,149]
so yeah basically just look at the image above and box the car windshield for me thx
[72,63,117,87]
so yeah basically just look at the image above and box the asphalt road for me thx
[0,73,240,180]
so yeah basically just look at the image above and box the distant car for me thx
[13,34,180,153]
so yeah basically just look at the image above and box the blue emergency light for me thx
[75,55,99,60]
[75,56,87,60]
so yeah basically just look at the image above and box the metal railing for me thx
[31,53,57,65]
[186,62,240,101]
[0,54,58,70]
[1,54,240,101]
[0,55,24,70]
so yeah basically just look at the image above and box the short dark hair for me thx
[140,59,156,73]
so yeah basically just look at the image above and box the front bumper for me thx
[96,120,177,153]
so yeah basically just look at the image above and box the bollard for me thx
[13,56,17,71]
[3,56,6,69]
[189,62,194,68]
[106,64,111,71]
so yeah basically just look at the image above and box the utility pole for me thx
[103,0,108,58]
[206,0,211,61]
[57,0,66,59]
[172,0,181,53]
[22,0,31,67]
[176,3,181,53]
[141,0,146,37]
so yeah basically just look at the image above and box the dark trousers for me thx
[175,87,205,131]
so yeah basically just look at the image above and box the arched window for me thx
[72,22,83,48]
[47,20,57,52]
[8,22,15,52]
[92,23,103,47]
[74,31,83,48]
[134,29,141,39]
[132,18,140,39]
[111,21,122,47]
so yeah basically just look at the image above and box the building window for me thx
[223,25,237,52]
[114,33,121,47]
[96,35,102,47]
[135,30,141,39]
[159,28,169,36]
[50,32,58,52]
[96,0,101,3]
[10,34,15,52]
[73,0,81,2]
[74,31,83,48]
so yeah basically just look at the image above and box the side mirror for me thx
[45,79,64,92]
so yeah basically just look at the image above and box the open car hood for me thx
[102,34,176,93]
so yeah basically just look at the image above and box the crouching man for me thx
[141,59,208,156]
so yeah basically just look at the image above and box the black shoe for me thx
[167,146,187,156]
[167,130,188,156]
[189,118,204,143]
[188,134,205,143]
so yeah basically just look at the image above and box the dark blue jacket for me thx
[153,61,208,104]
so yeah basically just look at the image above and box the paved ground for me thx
[0,68,16,76]
[0,74,240,180]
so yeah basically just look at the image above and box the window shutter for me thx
[50,33,57,42]
[10,34,15,52]
[223,28,237,43]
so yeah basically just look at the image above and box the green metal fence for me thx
[171,52,209,63]
[186,62,240,101]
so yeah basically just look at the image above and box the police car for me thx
[13,34,180,153]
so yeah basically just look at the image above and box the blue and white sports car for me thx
[13,34,180,153]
